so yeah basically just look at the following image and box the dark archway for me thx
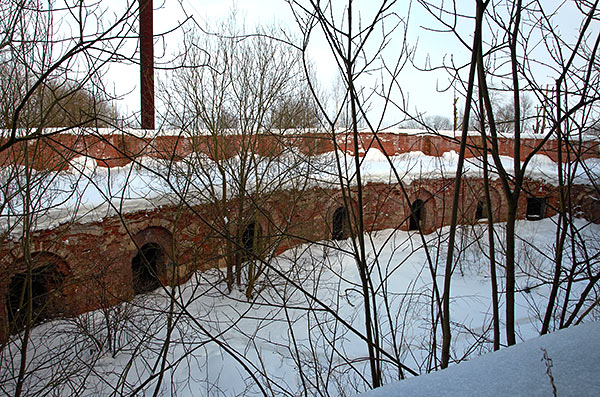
[332,206,350,240]
[241,221,262,261]
[6,253,66,333]
[526,197,547,220]
[476,200,488,220]
[7,268,49,331]
[131,243,163,294]
[409,199,425,231]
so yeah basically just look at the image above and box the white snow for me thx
[361,321,600,397]
[2,145,598,235]
[1,217,598,395]
[2,133,599,393]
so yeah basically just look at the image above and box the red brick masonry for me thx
[0,130,598,339]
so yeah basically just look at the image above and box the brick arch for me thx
[463,181,504,223]
[240,205,279,254]
[576,191,600,223]
[11,251,70,275]
[250,203,278,241]
[4,251,71,333]
[405,189,437,233]
[485,186,503,220]
[132,226,175,258]
[323,192,360,240]
[130,226,175,293]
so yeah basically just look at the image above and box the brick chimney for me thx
[140,0,154,130]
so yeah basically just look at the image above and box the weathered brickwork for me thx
[2,131,598,170]
[0,131,598,340]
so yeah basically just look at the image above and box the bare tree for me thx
[160,15,320,297]
[419,0,600,350]
[0,1,176,395]
[0,73,118,129]
[2,1,599,395]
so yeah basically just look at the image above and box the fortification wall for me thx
[0,174,597,340]
[1,130,598,340]
[1,131,598,171]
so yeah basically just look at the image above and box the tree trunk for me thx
[441,0,485,369]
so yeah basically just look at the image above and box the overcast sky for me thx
[104,0,588,128]
[99,0,464,126]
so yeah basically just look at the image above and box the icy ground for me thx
[1,217,599,396]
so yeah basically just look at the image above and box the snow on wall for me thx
[0,133,599,344]
[1,129,598,171]
[1,143,598,234]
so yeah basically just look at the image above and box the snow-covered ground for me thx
[362,320,600,396]
[1,217,598,396]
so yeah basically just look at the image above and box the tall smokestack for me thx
[140,0,154,130]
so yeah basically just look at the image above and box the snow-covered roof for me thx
[1,146,598,235]
[2,126,598,140]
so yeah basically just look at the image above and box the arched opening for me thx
[238,220,266,299]
[526,197,547,220]
[332,206,350,240]
[409,199,425,231]
[6,254,65,333]
[241,221,262,261]
[476,200,488,220]
[7,268,48,331]
[242,221,256,253]
[131,243,163,294]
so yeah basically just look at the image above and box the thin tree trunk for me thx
[346,1,381,387]
[441,0,485,369]
[505,201,518,346]
[505,0,523,347]
[14,138,33,397]
[477,85,500,350]
[542,83,567,335]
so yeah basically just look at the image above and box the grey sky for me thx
[106,0,591,128]
[102,0,459,125]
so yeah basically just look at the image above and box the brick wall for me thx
[2,131,598,170]
[1,130,599,340]
[1,175,597,340]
